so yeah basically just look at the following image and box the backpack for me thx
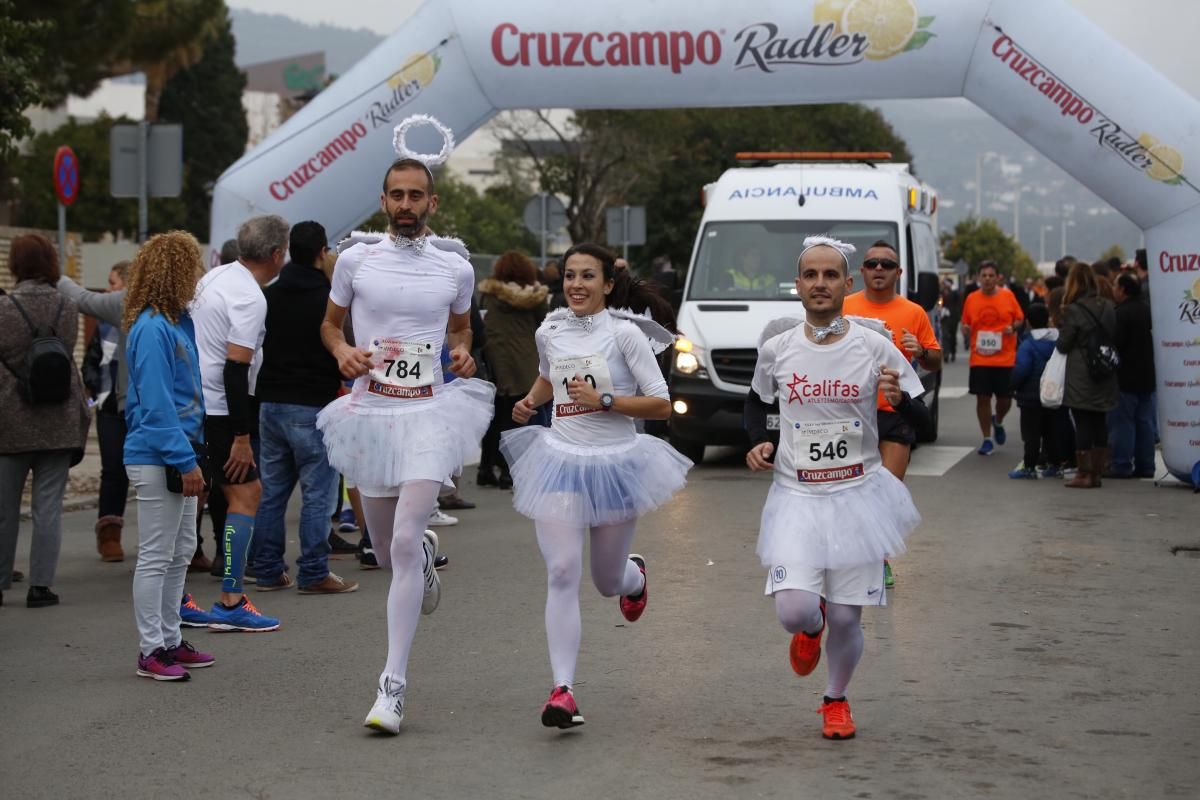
[1,294,73,405]
[1076,301,1119,381]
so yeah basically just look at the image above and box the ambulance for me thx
[667,153,942,463]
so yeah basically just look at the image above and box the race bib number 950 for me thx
[551,354,614,417]
[975,330,1003,356]
[791,418,864,483]
[367,338,434,399]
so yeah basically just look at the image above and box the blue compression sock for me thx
[221,512,254,594]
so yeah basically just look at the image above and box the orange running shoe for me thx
[817,698,856,740]
[788,599,825,676]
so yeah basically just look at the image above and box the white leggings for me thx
[360,480,441,688]
[535,515,646,688]
[774,588,864,699]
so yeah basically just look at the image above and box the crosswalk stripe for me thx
[908,445,974,477]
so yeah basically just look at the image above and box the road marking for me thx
[939,386,970,400]
[908,445,973,476]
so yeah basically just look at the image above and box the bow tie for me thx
[566,313,596,333]
[391,234,427,255]
[806,317,848,342]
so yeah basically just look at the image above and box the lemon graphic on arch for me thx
[814,0,852,33]
[1137,133,1184,183]
[388,52,440,89]
[842,0,920,60]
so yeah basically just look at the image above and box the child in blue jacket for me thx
[1009,304,1061,479]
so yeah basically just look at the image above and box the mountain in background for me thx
[228,9,1143,264]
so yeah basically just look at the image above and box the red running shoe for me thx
[166,640,215,669]
[541,685,585,729]
[619,554,648,623]
[788,599,826,676]
[817,697,856,740]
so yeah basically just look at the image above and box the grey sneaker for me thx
[421,530,441,615]
[364,675,405,734]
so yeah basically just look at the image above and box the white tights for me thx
[774,588,864,699]
[535,516,646,688]
[360,480,442,688]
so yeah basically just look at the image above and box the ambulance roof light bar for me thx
[735,151,894,167]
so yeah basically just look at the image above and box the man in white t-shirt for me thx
[744,236,923,741]
[191,214,288,632]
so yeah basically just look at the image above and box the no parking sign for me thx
[53,146,79,206]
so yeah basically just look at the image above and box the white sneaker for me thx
[428,509,458,527]
[421,530,441,615]
[364,676,405,734]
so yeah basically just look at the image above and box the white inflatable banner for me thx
[209,0,1200,483]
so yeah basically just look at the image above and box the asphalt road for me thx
[2,359,1197,800]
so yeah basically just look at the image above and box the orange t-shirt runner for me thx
[843,292,940,411]
[961,288,1024,367]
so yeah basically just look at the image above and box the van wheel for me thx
[669,435,705,464]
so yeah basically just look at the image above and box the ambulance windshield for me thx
[687,220,898,300]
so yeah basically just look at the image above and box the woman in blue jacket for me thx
[1008,304,1061,479]
[123,232,214,681]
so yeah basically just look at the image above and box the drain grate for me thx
[1170,546,1200,558]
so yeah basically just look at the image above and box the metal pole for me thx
[975,153,981,219]
[137,120,149,243]
[1060,217,1067,255]
[622,205,630,261]
[539,192,547,267]
[57,203,66,269]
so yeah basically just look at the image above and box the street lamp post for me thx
[1039,224,1055,263]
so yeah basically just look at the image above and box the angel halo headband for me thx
[798,235,857,270]
[392,114,456,167]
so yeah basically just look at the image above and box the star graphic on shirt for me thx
[786,372,807,404]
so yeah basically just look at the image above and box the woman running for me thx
[502,243,691,729]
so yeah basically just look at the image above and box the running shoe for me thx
[817,697,856,740]
[137,648,190,681]
[421,530,441,615]
[328,531,359,555]
[1039,465,1063,479]
[255,572,294,592]
[883,561,895,588]
[977,439,995,456]
[439,495,476,510]
[619,554,648,622]
[208,596,280,632]
[1008,466,1038,479]
[428,509,458,527]
[364,676,405,734]
[991,416,1007,445]
[166,640,215,669]
[434,554,449,570]
[336,508,359,533]
[358,534,380,570]
[180,593,214,627]
[789,599,826,676]
[541,685,585,728]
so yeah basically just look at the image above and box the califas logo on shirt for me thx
[785,373,862,405]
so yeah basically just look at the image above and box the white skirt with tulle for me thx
[500,426,692,526]
[756,468,920,570]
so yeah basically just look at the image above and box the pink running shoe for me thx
[136,648,190,681]
[619,555,648,623]
[166,640,215,669]
[541,686,585,729]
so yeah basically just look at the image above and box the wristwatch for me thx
[600,392,615,411]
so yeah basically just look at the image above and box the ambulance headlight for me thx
[675,352,701,374]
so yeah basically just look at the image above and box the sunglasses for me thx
[863,258,900,271]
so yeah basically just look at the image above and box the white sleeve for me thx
[750,336,780,403]
[451,259,474,315]
[536,326,551,381]
[615,322,669,401]
[227,291,266,350]
[875,334,924,397]
[329,246,363,308]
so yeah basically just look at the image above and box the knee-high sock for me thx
[535,518,585,688]
[588,518,643,597]
[824,602,864,698]
[773,588,824,636]
[361,481,440,687]
[220,512,254,595]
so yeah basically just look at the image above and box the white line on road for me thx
[908,445,974,476]
[939,386,970,400]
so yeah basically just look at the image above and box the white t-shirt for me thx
[751,320,923,494]
[536,309,669,447]
[330,238,474,410]
[191,261,267,415]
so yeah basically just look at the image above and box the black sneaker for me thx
[328,531,359,555]
[434,554,448,570]
[358,534,380,570]
[27,586,59,608]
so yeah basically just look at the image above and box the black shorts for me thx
[969,366,1013,397]
[204,412,259,487]
[877,409,916,446]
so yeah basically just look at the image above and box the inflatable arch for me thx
[210,0,1200,483]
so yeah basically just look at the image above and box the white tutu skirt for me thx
[757,468,920,570]
[316,378,494,490]
[500,426,692,525]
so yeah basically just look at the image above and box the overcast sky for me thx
[227,0,1199,98]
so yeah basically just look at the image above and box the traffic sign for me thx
[605,206,646,247]
[53,146,79,206]
[522,193,567,236]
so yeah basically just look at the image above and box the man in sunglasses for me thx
[843,241,941,587]
[960,261,1024,456]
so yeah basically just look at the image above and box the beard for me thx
[389,208,428,238]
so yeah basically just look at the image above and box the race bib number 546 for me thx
[791,418,864,483]
[367,338,434,399]
[551,354,614,417]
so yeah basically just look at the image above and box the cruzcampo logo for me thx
[1137,133,1185,185]
[814,0,936,60]
[388,52,441,90]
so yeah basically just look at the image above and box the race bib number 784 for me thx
[367,338,435,399]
